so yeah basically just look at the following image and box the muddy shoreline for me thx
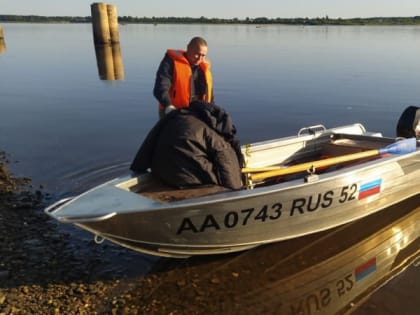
[0,150,418,314]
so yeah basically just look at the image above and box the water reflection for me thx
[0,39,5,55]
[93,43,124,80]
[127,195,419,314]
[0,25,5,54]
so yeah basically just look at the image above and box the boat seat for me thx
[321,138,388,157]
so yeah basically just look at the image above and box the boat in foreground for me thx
[45,110,420,258]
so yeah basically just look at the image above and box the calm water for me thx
[1,23,420,195]
[0,23,419,313]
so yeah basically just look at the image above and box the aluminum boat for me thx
[45,109,420,258]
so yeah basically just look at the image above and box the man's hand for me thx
[165,105,176,114]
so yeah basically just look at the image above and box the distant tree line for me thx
[0,15,91,23]
[1,14,420,25]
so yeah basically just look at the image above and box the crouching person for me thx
[130,101,244,190]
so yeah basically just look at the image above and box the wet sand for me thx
[0,150,418,314]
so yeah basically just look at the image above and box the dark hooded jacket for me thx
[130,101,244,190]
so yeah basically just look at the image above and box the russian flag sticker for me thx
[358,179,382,200]
[355,257,377,281]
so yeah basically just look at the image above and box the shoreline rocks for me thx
[0,151,152,314]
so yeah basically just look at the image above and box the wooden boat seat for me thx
[321,138,388,156]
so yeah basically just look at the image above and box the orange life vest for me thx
[159,49,213,109]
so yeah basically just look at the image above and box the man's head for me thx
[185,36,208,66]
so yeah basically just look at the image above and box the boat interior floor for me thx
[137,179,230,203]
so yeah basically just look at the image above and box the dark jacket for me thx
[130,102,243,190]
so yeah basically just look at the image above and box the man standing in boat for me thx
[153,36,214,119]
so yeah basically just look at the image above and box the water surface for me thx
[1,23,419,195]
[0,22,419,313]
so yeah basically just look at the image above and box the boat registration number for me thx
[177,183,359,235]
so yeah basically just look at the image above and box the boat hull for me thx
[48,156,420,258]
[45,125,420,258]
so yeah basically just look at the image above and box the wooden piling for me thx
[91,2,111,44]
[107,4,120,43]
[91,3,120,44]
[91,3,123,79]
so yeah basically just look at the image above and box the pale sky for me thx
[1,0,419,19]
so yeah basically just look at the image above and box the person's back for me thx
[151,112,243,189]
